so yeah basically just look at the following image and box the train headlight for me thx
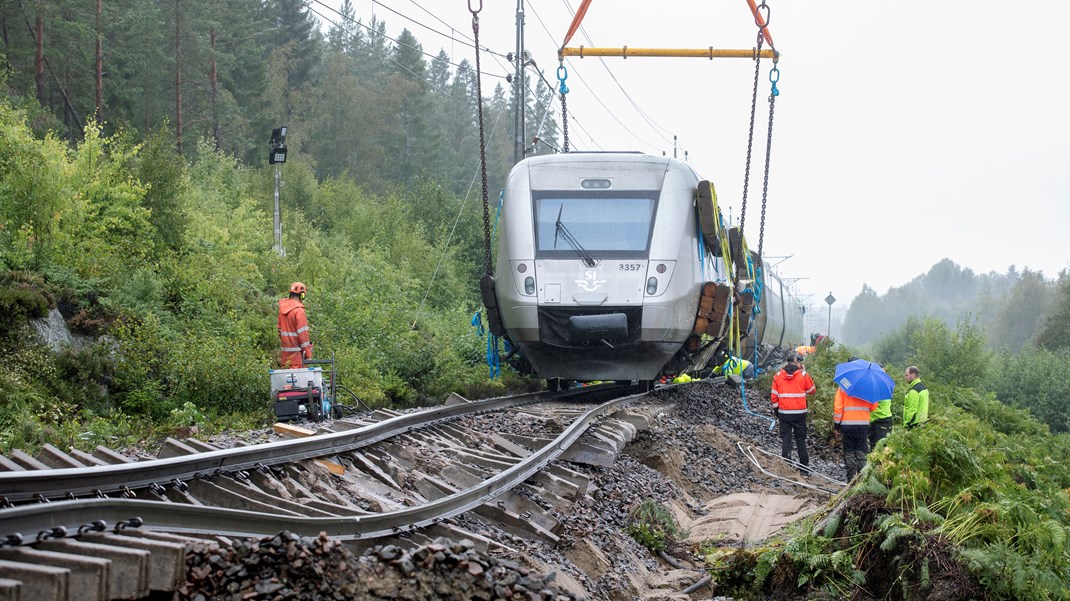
[646,277,658,295]
[525,276,536,295]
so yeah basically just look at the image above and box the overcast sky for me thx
[313,1,1070,320]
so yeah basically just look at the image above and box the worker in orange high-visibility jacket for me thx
[771,354,817,474]
[833,387,877,480]
[278,282,313,369]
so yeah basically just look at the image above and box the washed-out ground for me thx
[180,380,845,600]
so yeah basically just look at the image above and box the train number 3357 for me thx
[618,263,642,271]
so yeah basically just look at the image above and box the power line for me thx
[561,0,678,146]
[304,2,523,149]
[526,61,601,151]
[371,0,510,59]
[526,2,660,152]
[308,0,508,80]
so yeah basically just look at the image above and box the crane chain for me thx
[470,1,492,277]
[736,29,764,269]
[557,62,570,153]
[561,92,569,153]
[758,54,779,261]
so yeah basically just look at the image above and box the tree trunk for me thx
[95,0,103,122]
[210,25,220,150]
[174,0,182,154]
[35,0,45,106]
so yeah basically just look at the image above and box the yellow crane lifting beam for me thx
[560,47,776,60]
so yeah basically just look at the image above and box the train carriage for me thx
[489,151,804,383]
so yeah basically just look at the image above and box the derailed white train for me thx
[481,152,805,386]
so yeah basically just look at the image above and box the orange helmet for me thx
[289,282,307,295]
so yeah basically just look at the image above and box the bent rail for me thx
[0,389,645,541]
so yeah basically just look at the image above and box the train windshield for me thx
[533,191,658,259]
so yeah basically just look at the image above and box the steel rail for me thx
[0,389,645,541]
[0,386,620,502]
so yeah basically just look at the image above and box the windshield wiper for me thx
[553,205,563,250]
[554,210,596,267]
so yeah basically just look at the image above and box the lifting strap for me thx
[561,0,593,49]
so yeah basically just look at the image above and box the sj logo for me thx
[576,270,606,291]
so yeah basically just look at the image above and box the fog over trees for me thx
[841,258,1069,354]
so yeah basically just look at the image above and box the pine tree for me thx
[1035,271,1070,352]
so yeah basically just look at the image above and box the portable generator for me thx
[269,358,342,422]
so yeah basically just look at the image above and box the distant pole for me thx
[513,0,526,165]
[825,292,836,337]
[273,163,282,255]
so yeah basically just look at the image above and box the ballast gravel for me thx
[177,380,842,600]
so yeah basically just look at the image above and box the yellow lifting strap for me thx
[702,181,735,277]
[559,47,776,60]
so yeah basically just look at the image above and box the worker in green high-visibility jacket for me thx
[903,365,929,429]
[869,397,893,446]
[712,357,755,379]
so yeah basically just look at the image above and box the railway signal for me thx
[825,292,836,337]
[269,126,287,256]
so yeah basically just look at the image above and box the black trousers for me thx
[842,425,870,480]
[779,413,808,466]
[869,417,892,448]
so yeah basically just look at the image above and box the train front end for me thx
[493,153,703,381]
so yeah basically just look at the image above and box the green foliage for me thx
[0,81,504,454]
[1036,271,1070,352]
[913,316,991,388]
[712,329,1070,599]
[627,499,685,553]
[985,346,1070,433]
[0,281,50,333]
[0,99,69,270]
[873,315,923,367]
[136,126,191,254]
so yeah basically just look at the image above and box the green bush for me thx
[0,285,49,331]
[985,347,1070,433]
[627,499,685,553]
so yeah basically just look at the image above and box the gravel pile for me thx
[179,531,578,601]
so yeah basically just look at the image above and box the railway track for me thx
[0,384,656,600]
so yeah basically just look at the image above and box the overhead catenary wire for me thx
[526,1,663,153]
[309,0,508,80]
[305,1,519,148]
[526,61,601,151]
[371,0,510,59]
[559,0,679,148]
[301,2,521,330]
[411,98,511,330]
[316,0,572,154]
[354,0,603,152]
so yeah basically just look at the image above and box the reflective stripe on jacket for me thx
[278,297,311,368]
[833,388,876,426]
[903,379,929,427]
[771,366,816,414]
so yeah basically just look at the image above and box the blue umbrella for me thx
[834,359,895,404]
